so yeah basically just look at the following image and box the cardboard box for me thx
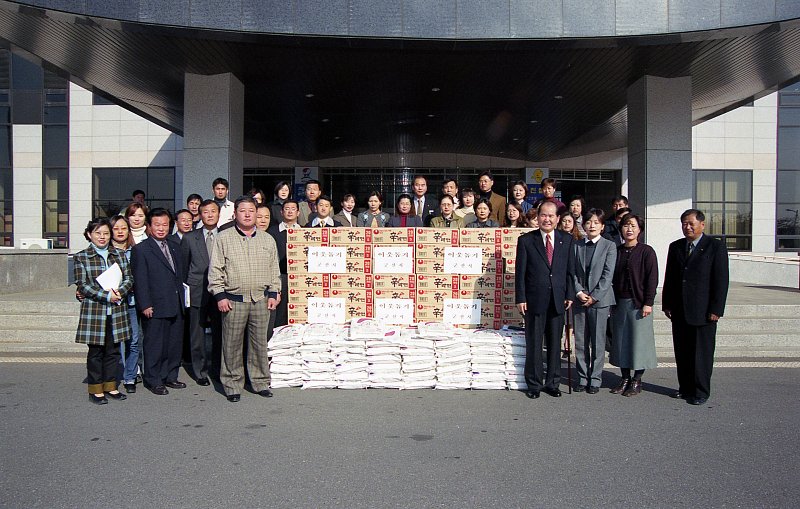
[416,288,459,305]
[502,274,516,288]
[287,287,329,302]
[415,243,447,260]
[414,303,445,321]
[415,258,447,274]
[502,242,520,259]
[416,274,459,290]
[332,243,371,260]
[415,228,459,245]
[329,273,372,290]
[504,257,516,274]
[501,303,521,320]
[345,301,373,320]
[373,274,416,290]
[478,257,502,275]
[287,302,309,324]
[458,288,500,302]
[371,227,415,244]
[287,228,329,245]
[501,287,517,304]
[501,228,534,245]
[329,288,373,305]
[345,258,372,274]
[458,228,501,245]
[287,258,310,274]
[373,288,415,300]
[459,274,502,291]
[329,227,371,244]
[287,273,329,289]
[287,243,310,260]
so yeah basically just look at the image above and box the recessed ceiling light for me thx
[554,95,563,100]
[334,136,341,140]
[427,114,435,118]
[499,151,505,154]
[305,93,314,98]
[425,132,431,136]
[321,118,329,123]
[431,87,440,92]
[512,137,519,141]
[530,120,538,124]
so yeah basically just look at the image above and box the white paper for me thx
[373,246,414,274]
[443,298,482,324]
[444,247,484,275]
[307,246,347,273]
[307,297,346,324]
[183,283,191,307]
[373,299,415,325]
[96,262,122,290]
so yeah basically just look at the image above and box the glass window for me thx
[43,168,68,248]
[43,106,68,124]
[0,166,11,246]
[43,125,69,167]
[11,53,43,90]
[0,125,10,168]
[693,170,752,252]
[92,93,115,106]
[777,88,800,250]
[92,167,175,217]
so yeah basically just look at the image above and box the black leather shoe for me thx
[688,397,707,405]
[257,389,273,398]
[525,390,540,399]
[196,378,210,386]
[149,385,169,396]
[165,381,187,389]
[227,394,241,402]
[586,386,600,394]
[89,394,108,405]
[671,391,686,399]
[543,387,562,397]
[124,383,136,394]
[573,385,586,392]
[105,391,127,401]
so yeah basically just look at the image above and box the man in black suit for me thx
[267,200,300,328]
[411,175,437,226]
[515,201,575,399]
[131,208,186,395]
[180,199,221,386]
[662,209,729,406]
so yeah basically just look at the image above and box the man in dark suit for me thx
[662,209,729,406]
[515,201,575,399]
[131,208,186,395]
[180,199,221,386]
[411,175,438,226]
[477,170,508,226]
[267,200,300,328]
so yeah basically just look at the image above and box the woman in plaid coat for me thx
[74,218,134,404]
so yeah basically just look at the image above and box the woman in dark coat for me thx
[74,218,134,404]
[388,193,423,227]
[609,213,659,397]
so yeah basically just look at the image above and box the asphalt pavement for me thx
[1,363,798,508]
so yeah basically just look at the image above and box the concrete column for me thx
[182,73,244,203]
[12,124,43,247]
[627,76,693,280]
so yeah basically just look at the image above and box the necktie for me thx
[416,199,423,217]
[205,230,214,258]
[687,241,694,257]
[160,240,175,272]
[546,234,553,265]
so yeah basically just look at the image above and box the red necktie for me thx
[546,234,553,265]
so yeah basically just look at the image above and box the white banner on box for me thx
[373,299,415,324]
[443,298,482,324]
[307,297,346,324]
[444,247,483,275]
[307,246,347,273]
[373,246,414,274]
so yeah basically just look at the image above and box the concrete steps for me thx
[0,299,81,348]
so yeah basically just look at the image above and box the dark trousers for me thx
[523,298,565,391]
[274,274,288,327]
[142,314,184,388]
[187,303,222,380]
[87,320,121,394]
[671,317,717,399]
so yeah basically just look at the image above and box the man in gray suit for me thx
[180,199,221,386]
[571,209,617,393]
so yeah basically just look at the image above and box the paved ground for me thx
[1,363,798,508]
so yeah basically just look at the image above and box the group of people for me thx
[74,174,729,407]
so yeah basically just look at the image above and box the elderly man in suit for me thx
[180,199,221,386]
[411,175,438,226]
[131,208,186,395]
[208,196,282,402]
[515,201,575,399]
[570,208,617,393]
[662,209,729,406]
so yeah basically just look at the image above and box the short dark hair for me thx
[132,189,145,198]
[478,170,494,181]
[341,193,355,205]
[109,215,134,249]
[274,180,292,198]
[212,177,229,189]
[366,191,383,205]
[537,200,558,214]
[395,193,413,214]
[147,208,172,224]
[248,187,266,202]
[234,195,257,211]
[316,195,333,207]
[511,180,528,198]
[681,208,706,222]
[475,197,493,213]
[615,207,631,219]
[124,202,149,218]
[568,195,586,214]
[83,217,112,241]
[439,194,455,205]
[305,179,321,190]
[412,175,427,184]
[186,193,202,204]
[541,177,557,187]
[199,199,220,212]
[442,178,458,189]
[175,208,192,218]
[282,199,300,210]
[620,213,645,233]
[584,208,606,225]
[459,187,476,201]
[612,195,629,205]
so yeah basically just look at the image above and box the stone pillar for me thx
[627,76,693,280]
[12,124,43,247]
[182,73,244,203]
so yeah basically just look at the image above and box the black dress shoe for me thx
[89,394,108,405]
[227,394,241,402]
[573,385,586,393]
[688,397,707,405]
[165,381,186,389]
[543,387,562,397]
[196,378,210,386]
[105,391,128,401]
[671,391,686,399]
[124,383,136,394]
[149,385,169,396]
[586,386,600,394]
[257,389,273,398]
[525,390,540,399]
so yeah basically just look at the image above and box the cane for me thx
[563,307,573,394]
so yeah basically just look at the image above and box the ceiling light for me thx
[431,87,440,92]
[425,132,431,136]
[529,120,538,124]
[321,118,329,123]
[427,114,435,118]
[305,93,314,98]
[554,95,563,100]
[334,136,341,140]
[512,137,519,141]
